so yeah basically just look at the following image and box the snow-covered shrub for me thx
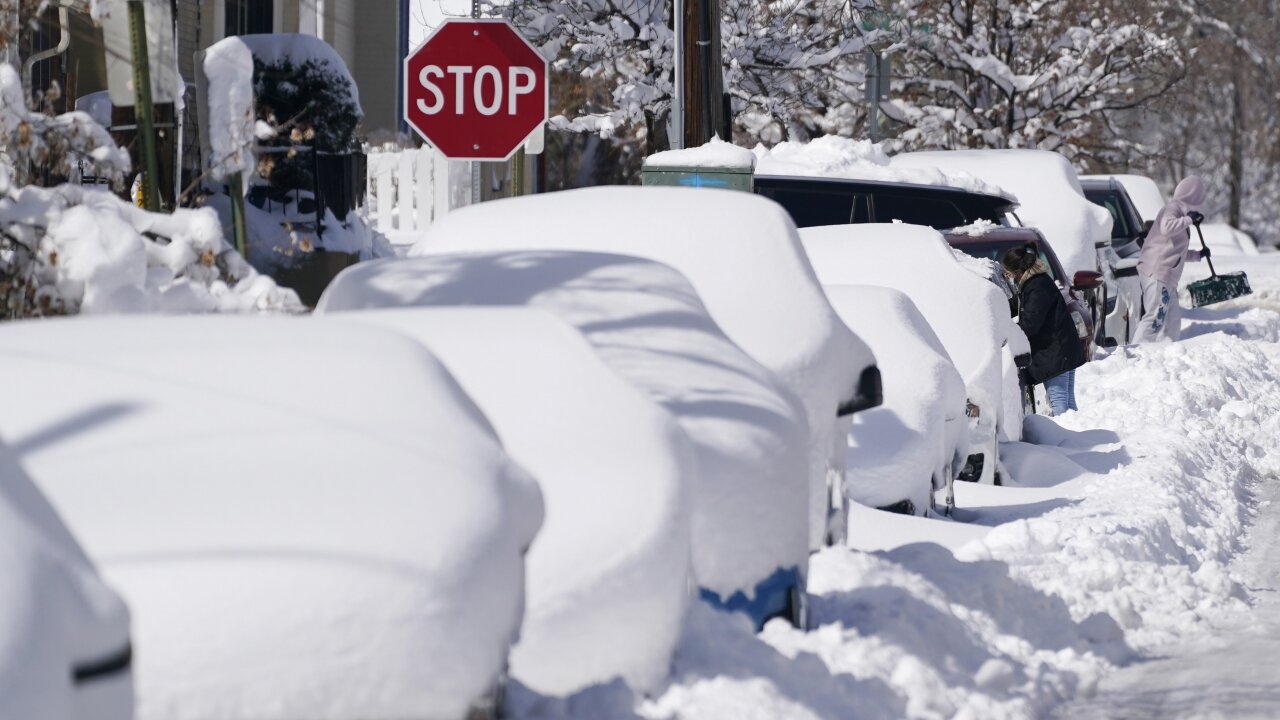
[0,181,303,318]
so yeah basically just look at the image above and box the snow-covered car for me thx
[318,250,811,629]
[326,307,693,696]
[0,316,543,720]
[1104,173,1166,223]
[820,285,968,516]
[799,223,1013,485]
[0,440,132,720]
[1080,176,1148,344]
[409,187,878,549]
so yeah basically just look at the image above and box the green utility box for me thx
[641,140,756,192]
[641,164,754,192]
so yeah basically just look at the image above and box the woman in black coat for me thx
[1001,244,1085,416]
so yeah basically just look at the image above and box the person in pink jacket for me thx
[1135,175,1210,342]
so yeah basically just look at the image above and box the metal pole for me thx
[228,171,248,257]
[512,147,525,197]
[128,0,161,212]
[672,0,684,149]
[470,0,482,204]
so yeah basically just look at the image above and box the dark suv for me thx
[1080,177,1149,259]
[754,176,1018,230]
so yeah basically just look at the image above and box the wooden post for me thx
[128,0,161,212]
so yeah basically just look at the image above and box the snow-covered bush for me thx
[1,181,303,318]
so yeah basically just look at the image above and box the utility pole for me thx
[680,0,726,147]
[128,0,161,211]
[671,0,684,150]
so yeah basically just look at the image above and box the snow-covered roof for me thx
[318,250,809,603]
[645,137,756,170]
[0,441,131,720]
[0,316,542,720]
[892,149,1111,276]
[823,285,967,513]
[754,136,1016,201]
[798,223,1009,418]
[330,307,692,695]
[410,186,875,550]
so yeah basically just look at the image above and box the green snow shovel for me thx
[1186,222,1252,308]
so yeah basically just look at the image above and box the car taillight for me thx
[965,401,980,418]
[1071,311,1088,339]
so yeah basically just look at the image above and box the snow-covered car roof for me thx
[0,316,542,720]
[1087,173,1164,222]
[0,441,131,720]
[822,285,968,514]
[327,307,692,696]
[645,137,756,170]
[798,223,1009,417]
[754,136,1015,201]
[892,149,1112,276]
[318,250,809,613]
[410,186,875,550]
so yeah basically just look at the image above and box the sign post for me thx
[404,19,548,169]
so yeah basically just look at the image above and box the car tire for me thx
[786,585,810,631]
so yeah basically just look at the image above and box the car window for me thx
[872,193,968,229]
[1084,189,1133,239]
[955,241,1063,284]
[756,186,869,228]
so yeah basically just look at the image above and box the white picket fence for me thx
[366,147,472,244]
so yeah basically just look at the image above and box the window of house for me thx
[225,0,274,36]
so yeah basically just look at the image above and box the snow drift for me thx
[409,187,875,549]
[0,316,542,720]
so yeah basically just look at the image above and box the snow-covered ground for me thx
[513,254,1280,719]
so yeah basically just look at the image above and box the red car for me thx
[944,227,1102,363]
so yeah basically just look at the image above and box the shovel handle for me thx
[1193,222,1218,277]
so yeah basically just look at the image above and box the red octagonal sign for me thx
[404,19,548,161]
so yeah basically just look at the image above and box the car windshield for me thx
[955,240,1062,285]
[1084,189,1134,239]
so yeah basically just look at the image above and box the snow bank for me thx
[1195,222,1260,257]
[202,37,257,182]
[893,149,1111,276]
[1101,174,1165,222]
[799,223,1011,483]
[317,251,810,608]
[410,187,875,550]
[823,285,968,515]
[0,440,132,720]
[0,183,303,315]
[645,137,756,169]
[754,136,1014,200]
[0,316,542,720]
[328,307,693,696]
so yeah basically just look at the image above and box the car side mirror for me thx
[1072,270,1104,292]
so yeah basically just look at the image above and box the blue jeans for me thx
[1044,369,1077,416]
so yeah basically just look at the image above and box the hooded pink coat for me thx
[1137,176,1207,288]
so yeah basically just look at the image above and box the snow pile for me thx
[318,251,810,607]
[754,136,1014,200]
[0,183,303,315]
[893,149,1112,276]
[951,219,1001,237]
[823,285,968,515]
[1102,174,1165,222]
[330,307,693,696]
[202,37,258,182]
[645,137,756,169]
[0,64,129,179]
[411,187,875,550]
[799,224,1011,465]
[1195,222,1260,257]
[0,316,543,720]
[0,440,132,720]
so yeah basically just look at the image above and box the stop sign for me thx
[403,19,548,161]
